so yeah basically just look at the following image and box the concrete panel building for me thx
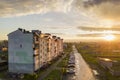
[8,28,41,73]
[98,58,120,76]
[8,28,63,74]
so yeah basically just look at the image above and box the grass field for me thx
[57,54,69,68]
[75,42,120,80]
[43,69,62,80]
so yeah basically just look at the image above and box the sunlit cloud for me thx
[77,33,103,37]
[0,0,75,17]
[77,25,120,31]
[82,0,120,20]
[50,33,64,35]
[0,0,120,40]
[77,33,120,37]
[0,0,120,21]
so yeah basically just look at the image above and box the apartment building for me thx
[52,36,58,58]
[54,37,63,58]
[8,28,42,73]
[8,28,63,74]
[39,33,51,66]
[57,37,63,55]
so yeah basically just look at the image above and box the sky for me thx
[0,0,120,41]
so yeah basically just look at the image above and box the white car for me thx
[66,68,75,74]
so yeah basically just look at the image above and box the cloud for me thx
[50,33,64,35]
[0,0,119,25]
[46,26,69,29]
[1,0,119,21]
[77,26,120,31]
[0,0,74,17]
[82,0,120,20]
[77,33,103,37]
[77,33,120,37]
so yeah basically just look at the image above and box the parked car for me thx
[68,60,75,64]
[68,64,75,68]
[66,68,75,74]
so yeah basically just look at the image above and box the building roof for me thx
[8,28,32,36]
[99,58,112,62]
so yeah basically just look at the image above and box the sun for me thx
[103,34,115,41]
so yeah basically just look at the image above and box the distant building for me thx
[8,28,63,74]
[0,40,8,52]
[98,58,120,76]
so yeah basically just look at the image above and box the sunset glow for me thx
[103,34,115,41]
[0,0,120,41]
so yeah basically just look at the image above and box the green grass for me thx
[64,43,72,53]
[23,74,38,80]
[98,66,120,80]
[57,54,69,68]
[43,69,62,80]
[81,53,98,64]
[0,72,5,78]
[0,51,8,60]
[110,58,120,61]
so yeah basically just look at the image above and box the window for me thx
[36,37,39,41]
[20,44,22,48]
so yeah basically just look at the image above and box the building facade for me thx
[8,28,63,74]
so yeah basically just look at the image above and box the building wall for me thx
[39,38,44,67]
[8,30,34,73]
[55,40,58,57]
[39,38,48,66]
[43,39,48,64]
[51,38,56,59]
[34,49,40,71]
[33,34,40,71]
[48,38,52,62]
[8,29,63,74]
